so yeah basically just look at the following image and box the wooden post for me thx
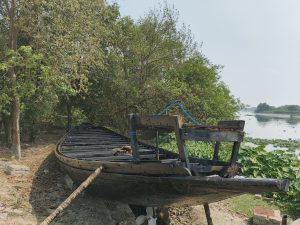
[156,130,160,160]
[174,118,189,167]
[230,142,241,165]
[40,166,103,225]
[203,203,213,225]
[282,215,287,225]
[213,142,220,161]
[128,114,140,160]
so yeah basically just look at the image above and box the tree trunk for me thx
[8,0,21,160]
[2,113,12,147]
[11,93,21,160]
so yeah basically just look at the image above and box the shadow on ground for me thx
[29,152,136,225]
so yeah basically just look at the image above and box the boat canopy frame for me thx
[128,114,245,177]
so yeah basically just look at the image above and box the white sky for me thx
[108,0,300,107]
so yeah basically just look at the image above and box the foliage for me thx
[1,1,240,145]
[255,103,275,113]
[255,102,300,115]
[160,133,231,161]
[244,137,300,151]
[0,46,67,141]
[239,146,300,216]
[160,134,300,217]
[224,194,279,218]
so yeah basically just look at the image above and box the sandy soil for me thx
[0,131,248,225]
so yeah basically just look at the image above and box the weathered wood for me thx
[213,142,220,161]
[230,142,241,164]
[203,203,213,225]
[181,127,244,142]
[78,154,165,161]
[62,149,154,156]
[188,164,233,174]
[134,115,181,129]
[282,215,288,225]
[55,149,192,176]
[40,166,103,225]
[218,120,245,130]
[58,163,289,207]
[156,130,159,160]
[54,123,289,208]
[128,114,140,160]
[130,114,190,165]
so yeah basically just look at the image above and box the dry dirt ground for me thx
[0,131,248,225]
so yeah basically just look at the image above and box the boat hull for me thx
[59,162,288,207]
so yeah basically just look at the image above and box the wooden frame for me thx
[128,114,189,166]
[128,114,245,176]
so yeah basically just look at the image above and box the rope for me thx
[40,166,104,225]
[159,100,200,125]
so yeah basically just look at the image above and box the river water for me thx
[239,110,300,140]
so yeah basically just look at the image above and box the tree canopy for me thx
[0,1,241,156]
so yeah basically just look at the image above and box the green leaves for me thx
[239,146,300,216]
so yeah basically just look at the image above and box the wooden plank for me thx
[62,144,131,149]
[61,148,153,154]
[55,148,192,176]
[80,154,166,161]
[61,149,155,157]
[65,137,126,141]
[68,134,125,138]
[218,120,245,130]
[135,115,181,129]
[181,128,244,142]
[132,114,189,165]
[62,140,128,146]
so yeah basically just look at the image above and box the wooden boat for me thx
[55,115,289,207]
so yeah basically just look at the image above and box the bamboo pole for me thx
[40,166,103,225]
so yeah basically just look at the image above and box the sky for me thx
[108,0,300,107]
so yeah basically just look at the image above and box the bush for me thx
[239,146,300,216]
[160,135,300,217]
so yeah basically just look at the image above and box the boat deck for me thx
[59,125,168,162]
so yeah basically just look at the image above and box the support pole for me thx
[282,215,287,225]
[40,166,103,225]
[203,203,213,225]
[128,114,140,160]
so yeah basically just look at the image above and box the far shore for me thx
[244,112,300,119]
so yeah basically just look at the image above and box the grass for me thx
[224,194,279,218]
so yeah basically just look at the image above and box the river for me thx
[239,110,300,140]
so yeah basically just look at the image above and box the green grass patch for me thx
[225,194,278,218]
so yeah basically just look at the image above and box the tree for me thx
[255,103,274,113]
[0,0,21,159]
[81,4,240,131]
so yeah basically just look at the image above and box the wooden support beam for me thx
[203,203,213,225]
[212,142,220,161]
[130,114,190,165]
[40,166,103,225]
[230,142,241,165]
[181,127,244,142]
[128,114,140,160]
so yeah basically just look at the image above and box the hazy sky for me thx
[108,0,300,107]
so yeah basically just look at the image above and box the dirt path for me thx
[0,138,248,225]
